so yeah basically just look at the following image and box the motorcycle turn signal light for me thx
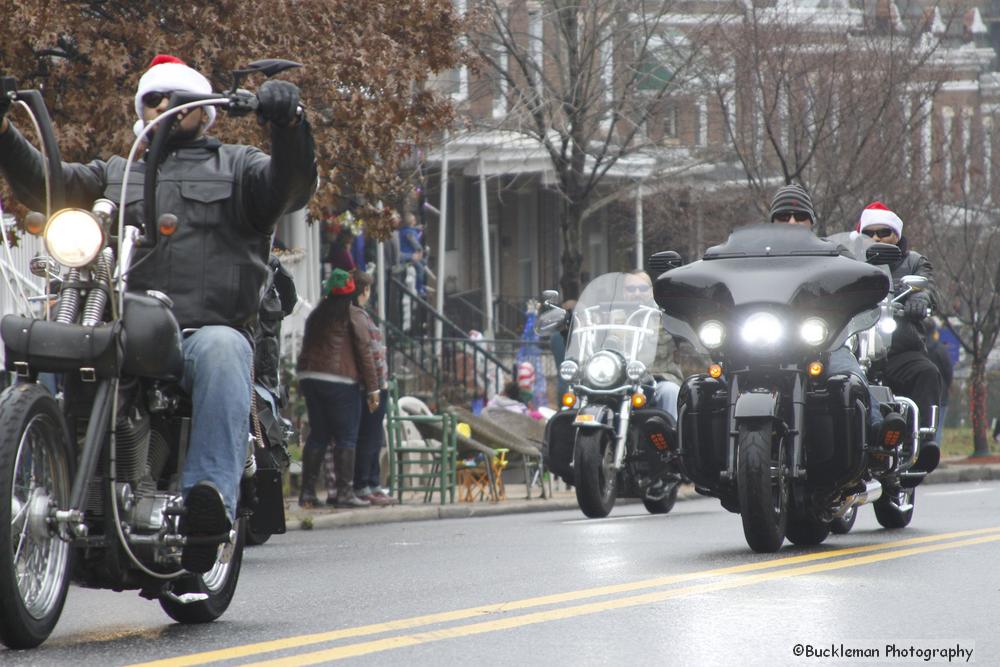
[561,392,577,408]
[158,213,179,237]
[708,363,723,379]
[24,211,46,235]
[808,361,824,377]
[631,392,647,409]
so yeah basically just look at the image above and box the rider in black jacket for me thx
[857,202,942,472]
[768,185,908,450]
[0,54,317,571]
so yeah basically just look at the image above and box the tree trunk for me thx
[969,359,991,457]
[558,201,584,300]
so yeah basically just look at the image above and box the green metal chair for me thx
[385,379,457,505]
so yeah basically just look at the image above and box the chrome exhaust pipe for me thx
[832,480,883,519]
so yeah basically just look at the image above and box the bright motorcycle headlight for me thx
[559,360,579,382]
[698,320,725,349]
[625,360,646,382]
[44,209,105,268]
[878,318,897,334]
[584,352,623,388]
[799,317,829,346]
[740,312,784,346]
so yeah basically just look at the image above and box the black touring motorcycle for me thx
[0,62,294,649]
[653,225,936,552]
[537,271,685,519]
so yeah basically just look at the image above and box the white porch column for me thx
[478,155,495,339]
[435,132,449,343]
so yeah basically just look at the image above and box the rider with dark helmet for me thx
[0,54,317,572]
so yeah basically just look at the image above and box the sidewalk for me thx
[280,459,1000,533]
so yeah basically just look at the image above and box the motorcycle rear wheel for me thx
[574,430,617,518]
[642,481,679,514]
[245,526,271,546]
[874,487,914,529]
[785,514,831,546]
[0,383,74,649]
[160,519,246,624]
[830,506,858,534]
[736,420,788,553]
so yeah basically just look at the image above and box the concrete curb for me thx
[282,466,999,533]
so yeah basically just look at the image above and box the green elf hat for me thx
[323,268,356,297]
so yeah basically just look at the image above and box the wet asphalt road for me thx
[3,480,998,666]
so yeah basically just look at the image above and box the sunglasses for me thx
[862,228,895,239]
[141,91,174,108]
[773,211,811,223]
[624,284,651,294]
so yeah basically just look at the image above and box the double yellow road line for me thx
[132,527,1000,666]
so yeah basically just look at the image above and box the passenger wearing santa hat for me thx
[0,54,317,571]
[765,186,912,449]
[857,201,942,473]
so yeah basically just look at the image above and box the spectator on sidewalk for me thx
[323,270,396,506]
[487,380,531,416]
[296,268,380,508]
[398,211,428,296]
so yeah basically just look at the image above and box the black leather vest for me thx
[102,141,272,332]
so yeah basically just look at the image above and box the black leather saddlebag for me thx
[2,315,124,378]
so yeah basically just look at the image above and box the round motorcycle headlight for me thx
[559,360,579,382]
[698,320,725,349]
[626,360,646,382]
[800,318,829,346]
[584,352,623,388]
[740,312,784,346]
[44,209,105,268]
[878,318,898,334]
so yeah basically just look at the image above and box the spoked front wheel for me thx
[0,383,74,649]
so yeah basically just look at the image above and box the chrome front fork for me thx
[613,395,632,470]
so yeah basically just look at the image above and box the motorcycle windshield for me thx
[654,224,890,351]
[566,273,660,367]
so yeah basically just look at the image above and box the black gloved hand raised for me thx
[257,80,301,128]
[904,293,930,321]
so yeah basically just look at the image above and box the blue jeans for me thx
[180,326,253,522]
[828,346,881,428]
[354,388,387,490]
[300,379,362,455]
[652,380,680,421]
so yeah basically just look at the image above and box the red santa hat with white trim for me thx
[133,55,216,137]
[857,201,903,237]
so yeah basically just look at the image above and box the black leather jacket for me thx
[0,121,316,333]
[887,236,935,356]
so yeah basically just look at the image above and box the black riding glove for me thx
[904,293,930,321]
[257,80,301,127]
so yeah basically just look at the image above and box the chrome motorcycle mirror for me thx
[534,305,566,337]
[900,275,928,291]
[541,289,560,305]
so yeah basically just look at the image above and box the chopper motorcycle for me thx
[0,61,296,649]
[537,271,685,519]
[653,225,936,552]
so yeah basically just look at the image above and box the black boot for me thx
[913,442,940,473]
[333,448,370,508]
[298,446,324,508]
